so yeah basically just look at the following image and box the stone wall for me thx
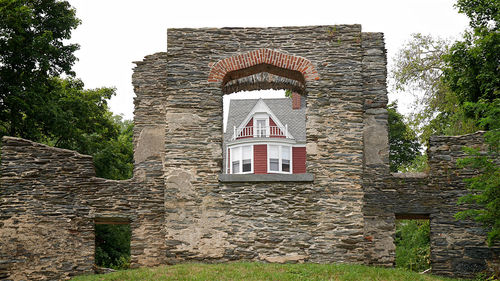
[427,133,499,277]
[363,132,500,277]
[156,25,373,264]
[0,137,165,280]
[0,137,96,280]
[0,25,497,280]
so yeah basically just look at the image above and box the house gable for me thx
[231,98,294,140]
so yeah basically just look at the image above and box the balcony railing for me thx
[232,125,290,140]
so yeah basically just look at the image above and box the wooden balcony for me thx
[233,125,290,140]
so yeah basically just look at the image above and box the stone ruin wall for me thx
[364,132,500,277]
[0,137,166,280]
[151,25,383,265]
[0,25,498,280]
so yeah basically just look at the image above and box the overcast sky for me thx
[67,0,469,120]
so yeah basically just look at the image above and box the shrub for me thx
[395,219,431,272]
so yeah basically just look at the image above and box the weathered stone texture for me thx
[0,137,165,280]
[363,132,500,277]
[158,25,369,264]
[0,25,497,280]
[0,137,96,280]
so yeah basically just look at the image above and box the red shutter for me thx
[292,147,306,174]
[254,144,267,174]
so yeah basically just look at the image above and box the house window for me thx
[256,119,267,137]
[230,145,253,174]
[282,146,290,172]
[268,145,291,173]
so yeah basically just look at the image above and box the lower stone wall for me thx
[162,174,365,264]
[0,137,96,280]
[0,137,165,280]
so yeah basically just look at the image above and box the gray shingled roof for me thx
[224,97,306,143]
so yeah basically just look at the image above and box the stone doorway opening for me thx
[395,214,431,272]
[94,218,131,270]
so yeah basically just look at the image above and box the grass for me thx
[71,262,468,281]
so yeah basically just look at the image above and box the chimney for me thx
[292,92,301,109]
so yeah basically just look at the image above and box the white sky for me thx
[67,0,469,121]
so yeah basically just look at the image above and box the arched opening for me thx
[211,49,316,177]
[208,48,319,88]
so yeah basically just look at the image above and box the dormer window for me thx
[255,119,267,137]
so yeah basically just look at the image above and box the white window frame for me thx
[229,144,254,174]
[253,113,269,138]
[267,144,292,174]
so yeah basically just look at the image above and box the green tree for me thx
[0,0,80,138]
[388,103,421,172]
[391,34,479,145]
[442,0,499,128]
[92,117,134,180]
[24,77,133,180]
[0,1,134,181]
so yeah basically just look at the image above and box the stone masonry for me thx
[1,25,498,280]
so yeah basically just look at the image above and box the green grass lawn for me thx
[71,262,468,281]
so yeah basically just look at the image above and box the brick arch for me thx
[207,49,319,86]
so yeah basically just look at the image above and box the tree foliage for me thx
[93,117,134,180]
[48,78,133,180]
[454,0,499,31]
[0,0,80,138]
[95,224,131,269]
[391,34,479,144]
[387,103,421,172]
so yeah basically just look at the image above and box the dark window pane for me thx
[282,159,290,172]
[270,158,279,171]
[242,159,251,172]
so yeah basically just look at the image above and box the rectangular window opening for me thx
[395,215,430,273]
[94,219,131,270]
[222,90,307,177]
[256,119,267,137]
